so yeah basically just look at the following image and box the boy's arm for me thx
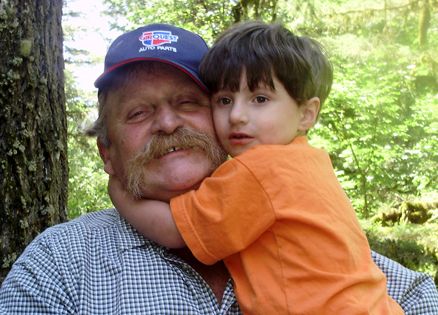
[170,158,276,265]
[108,176,185,248]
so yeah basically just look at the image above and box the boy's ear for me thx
[97,139,115,175]
[298,97,320,132]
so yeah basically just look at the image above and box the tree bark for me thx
[232,0,278,23]
[0,0,67,283]
[418,0,430,47]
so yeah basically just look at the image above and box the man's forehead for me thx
[107,66,209,102]
[109,62,204,91]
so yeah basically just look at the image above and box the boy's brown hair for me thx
[200,20,333,107]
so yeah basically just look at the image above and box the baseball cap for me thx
[94,23,208,90]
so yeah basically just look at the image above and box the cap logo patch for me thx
[139,31,178,46]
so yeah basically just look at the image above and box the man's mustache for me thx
[126,127,227,199]
[133,127,221,163]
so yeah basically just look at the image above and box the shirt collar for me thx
[114,208,156,251]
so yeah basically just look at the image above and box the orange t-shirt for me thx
[170,136,403,315]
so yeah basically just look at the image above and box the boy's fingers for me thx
[108,175,123,191]
[108,175,133,202]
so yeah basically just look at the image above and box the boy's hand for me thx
[108,176,185,248]
[108,176,129,209]
[108,174,156,234]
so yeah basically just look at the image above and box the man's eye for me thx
[178,101,201,111]
[254,96,268,103]
[130,111,143,118]
[127,108,153,122]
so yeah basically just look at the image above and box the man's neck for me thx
[169,248,230,303]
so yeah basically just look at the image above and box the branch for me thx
[326,0,421,18]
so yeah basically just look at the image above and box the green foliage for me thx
[63,1,437,274]
[312,37,438,215]
[363,219,438,285]
[96,1,437,213]
[66,72,112,219]
[103,0,238,43]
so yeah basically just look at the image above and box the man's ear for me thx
[97,139,115,175]
[298,97,320,132]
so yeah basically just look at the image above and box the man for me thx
[0,23,437,314]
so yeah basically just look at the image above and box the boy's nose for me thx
[151,105,183,134]
[229,102,248,125]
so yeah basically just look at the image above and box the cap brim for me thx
[94,58,208,92]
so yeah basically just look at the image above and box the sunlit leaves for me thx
[94,0,437,218]
[65,72,112,218]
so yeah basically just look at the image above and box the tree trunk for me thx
[418,0,430,47]
[0,0,67,283]
[232,0,278,23]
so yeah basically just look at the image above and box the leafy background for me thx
[64,0,438,284]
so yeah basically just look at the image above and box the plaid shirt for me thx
[1,209,437,314]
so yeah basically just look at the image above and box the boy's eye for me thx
[254,96,268,103]
[217,97,232,106]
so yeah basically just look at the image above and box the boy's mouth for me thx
[229,132,252,140]
[228,133,254,146]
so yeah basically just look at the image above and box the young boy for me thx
[110,21,404,314]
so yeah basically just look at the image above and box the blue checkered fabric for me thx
[1,209,437,314]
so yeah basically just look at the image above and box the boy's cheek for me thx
[213,117,228,137]
[212,112,222,128]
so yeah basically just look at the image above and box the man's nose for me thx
[151,105,183,134]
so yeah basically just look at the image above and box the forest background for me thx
[1,0,437,285]
[66,0,438,284]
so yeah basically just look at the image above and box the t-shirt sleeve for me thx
[170,158,276,265]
